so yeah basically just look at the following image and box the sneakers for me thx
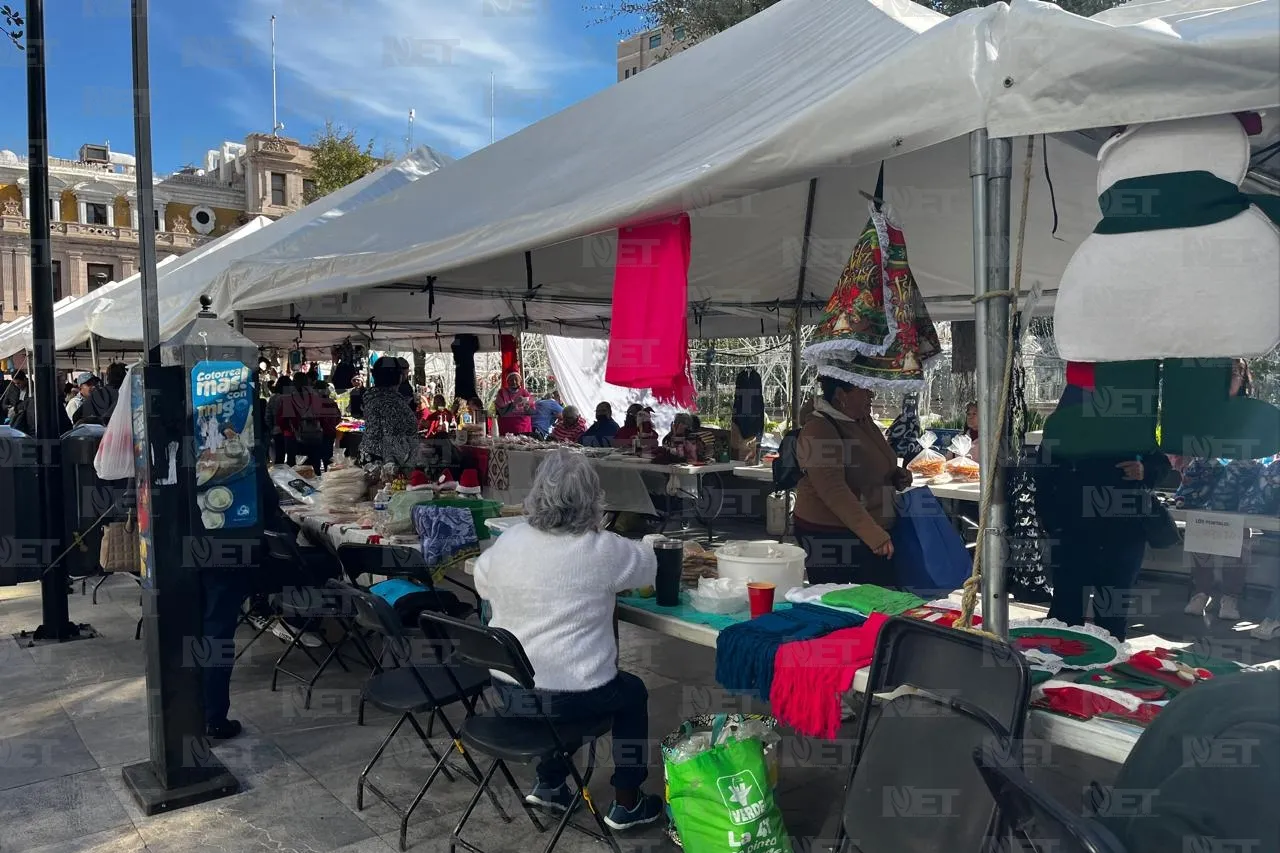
[604,793,664,831]
[526,782,573,812]
[1218,595,1241,621]
[1184,592,1211,616]
[206,719,243,740]
[1251,618,1280,641]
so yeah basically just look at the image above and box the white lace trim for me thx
[814,361,925,393]
[1008,618,1132,671]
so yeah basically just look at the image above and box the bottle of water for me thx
[373,487,390,534]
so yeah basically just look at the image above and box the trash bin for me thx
[0,425,44,586]
[60,423,121,578]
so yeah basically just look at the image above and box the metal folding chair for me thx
[419,611,622,853]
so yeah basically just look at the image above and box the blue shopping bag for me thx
[890,487,973,598]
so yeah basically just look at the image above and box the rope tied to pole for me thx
[956,135,1037,637]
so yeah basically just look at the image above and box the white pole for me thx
[407,108,415,152]
[490,72,496,145]
[270,15,280,135]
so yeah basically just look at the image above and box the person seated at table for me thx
[475,451,664,830]
[420,394,456,438]
[549,405,588,443]
[360,358,419,466]
[662,413,706,461]
[945,401,981,463]
[581,402,620,447]
[495,372,536,436]
[793,376,911,586]
[613,405,659,453]
[531,394,563,440]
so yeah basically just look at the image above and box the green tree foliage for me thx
[306,122,380,203]
[590,0,1125,41]
[3,4,23,50]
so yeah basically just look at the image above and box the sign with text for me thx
[1183,510,1244,558]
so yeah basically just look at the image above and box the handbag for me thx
[890,486,974,597]
[1142,495,1181,550]
[100,510,141,574]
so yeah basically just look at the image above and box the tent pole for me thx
[789,178,818,427]
[89,333,101,376]
[976,132,1012,638]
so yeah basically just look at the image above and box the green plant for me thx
[2,4,22,51]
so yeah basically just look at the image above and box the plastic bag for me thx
[906,430,945,478]
[384,488,434,535]
[663,714,788,853]
[93,363,137,481]
[944,433,980,482]
[270,464,319,505]
[688,578,748,615]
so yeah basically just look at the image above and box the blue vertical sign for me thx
[130,369,154,582]
[191,362,258,530]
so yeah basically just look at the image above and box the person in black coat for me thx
[1035,386,1171,642]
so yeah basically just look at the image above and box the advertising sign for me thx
[191,362,258,530]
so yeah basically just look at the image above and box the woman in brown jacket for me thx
[794,376,912,585]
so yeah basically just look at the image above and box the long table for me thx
[617,598,1158,765]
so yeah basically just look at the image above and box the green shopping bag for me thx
[664,716,789,853]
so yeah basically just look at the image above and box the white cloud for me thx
[221,0,606,155]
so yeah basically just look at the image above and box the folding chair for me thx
[343,584,510,851]
[263,530,373,709]
[337,543,480,618]
[973,746,1128,853]
[419,611,622,853]
[834,616,1032,853]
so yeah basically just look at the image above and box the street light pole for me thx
[132,0,160,362]
[24,0,76,641]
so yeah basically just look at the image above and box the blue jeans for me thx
[201,570,251,725]
[495,671,650,792]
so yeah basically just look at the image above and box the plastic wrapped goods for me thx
[944,433,980,482]
[906,431,945,478]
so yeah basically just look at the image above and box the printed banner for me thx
[191,362,258,530]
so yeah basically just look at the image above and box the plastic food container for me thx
[714,540,806,594]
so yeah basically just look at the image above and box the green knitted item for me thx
[819,585,924,616]
[1160,358,1280,459]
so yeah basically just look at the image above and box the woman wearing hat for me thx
[495,372,535,436]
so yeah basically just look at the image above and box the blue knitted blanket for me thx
[715,603,865,701]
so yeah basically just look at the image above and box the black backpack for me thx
[295,394,325,445]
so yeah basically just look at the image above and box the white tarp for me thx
[80,146,452,350]
[544,335,682,438]
[200,0,1278,346]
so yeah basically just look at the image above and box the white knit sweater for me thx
[474,523,657,692]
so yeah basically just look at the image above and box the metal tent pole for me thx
[789,178,818,427]
[89,333,101,376]
[976,133,1013,637]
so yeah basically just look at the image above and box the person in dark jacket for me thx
[73,371,120,425]
[1035,386,1171,642]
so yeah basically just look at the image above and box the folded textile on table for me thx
[1036,678,1165,726]
[1111,647,1245,694]
[715,603,864,701]
[770,613,890,739]
[412,504,480,581]
[785,583,859,608]
[819,584,924,617]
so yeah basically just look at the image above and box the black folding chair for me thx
[834,616,1032,853]
[336,543,480,618]
[419,611,622,853]
[974,746,1129,853]
[343,584,509,852]
[263,530,373,709]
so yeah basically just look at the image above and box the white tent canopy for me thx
[74,146,453,353]
[192,0,1278,347]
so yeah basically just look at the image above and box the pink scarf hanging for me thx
[605,213,696,408]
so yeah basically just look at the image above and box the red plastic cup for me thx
[747,582,776,618]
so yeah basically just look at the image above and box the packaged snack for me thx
[906,431,945,478]
[944,433,980,482]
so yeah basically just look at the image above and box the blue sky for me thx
[0,0,641,172]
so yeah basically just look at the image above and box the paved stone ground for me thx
[1,564,1276,852]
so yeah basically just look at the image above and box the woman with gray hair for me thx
[473,451,663,831]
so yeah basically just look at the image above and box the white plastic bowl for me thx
[715,540,806,595]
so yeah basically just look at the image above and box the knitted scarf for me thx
[715,603,864,701]
[770,613,889,739]
[819,585,924,617]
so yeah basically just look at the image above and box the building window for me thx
[270,172,286,206]
[303,178,316,200]
[624,69,630,79]
[648,33,661,49]
[673,25,686,41]
[51,260,63,302]
[85,202,108,225]
[86,263,114,292]
[49,199,58,221]
[632,66,639,76]
[154,210,162,231]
